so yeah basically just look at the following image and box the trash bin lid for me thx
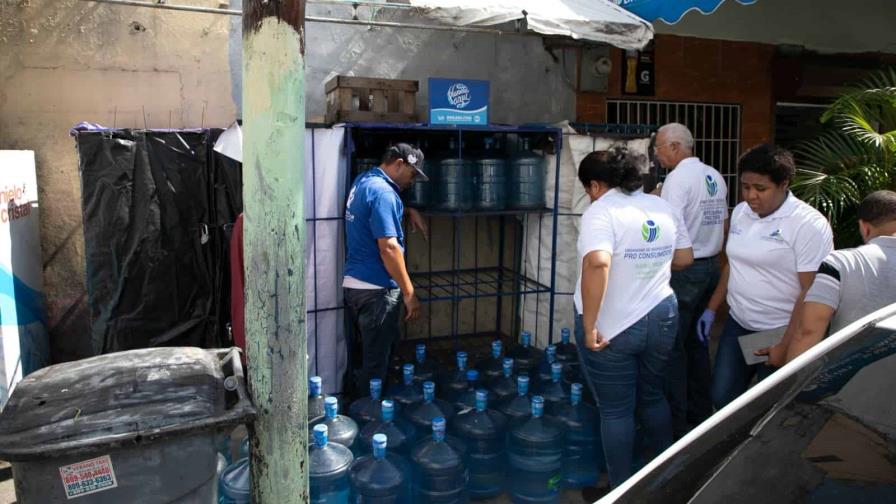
[0,347,254,461]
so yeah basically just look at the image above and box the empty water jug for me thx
[407,381,456,439]
[452,389,508,500]
[310,397,360,453]
[506,396,564,504]
[488,358,518,403]
[350,433,412,504]
[349,379,389,426]
[477,340,504,383]
[535,345,560,386]
[508,138,545,210]
[537,363,569,414]
[359,400,417,457]
[310,424,353,504]
[551,383,604,489]
[309,376,327,421]
[410,417,469,504]
[413,344,438,385]
[218,457,250,504]
[454,370,481,413]
[408,158,436,209]
[389,363,424,408]
[436,157,474,211]
[474,139,507,210]
[554,328,581,383]
[441,351,471,402]
[497,376,532,423]
[506,331,541,377]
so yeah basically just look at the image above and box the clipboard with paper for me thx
[737,326,788,365]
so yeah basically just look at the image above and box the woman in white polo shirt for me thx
[574,148,694,487]
[700,144,833,410]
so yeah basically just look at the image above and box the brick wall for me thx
[577,34,776,153]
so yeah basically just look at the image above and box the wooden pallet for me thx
[325,76,419,124]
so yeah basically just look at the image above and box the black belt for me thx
[693,255,719,262]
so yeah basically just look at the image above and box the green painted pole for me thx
[242,1,307,503]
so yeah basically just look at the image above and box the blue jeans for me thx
[710,316,775,410]
[344,287,402,397]
[666,257,720,437]
[575,295,678,488]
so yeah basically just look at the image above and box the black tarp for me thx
[75,129,241,354]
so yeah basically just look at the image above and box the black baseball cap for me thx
[387,143,427,181]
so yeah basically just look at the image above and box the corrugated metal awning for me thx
[407,0,654,50]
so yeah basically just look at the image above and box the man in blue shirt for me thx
[344,143,428,396]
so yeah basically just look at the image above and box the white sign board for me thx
[0,150,49,408]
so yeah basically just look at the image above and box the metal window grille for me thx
[607,100,742,207]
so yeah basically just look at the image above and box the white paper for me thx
[213,121,243,163]
[738,326,787,366]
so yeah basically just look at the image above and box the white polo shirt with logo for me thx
[660,157,728,258]
[574,188,692,340]
[726,193,833,331]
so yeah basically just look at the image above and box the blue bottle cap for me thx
[551,363,562,382]
[324,396,338,419]
[416,344,426,363]
[546,345,557,364]
[431,416,446,442]
[403,364,415,385]
[309,376,322,397]
[313,424,328,448]
[502,358,514,377]
[372,433,387,459]
[423,381,435,402]
[561,328,571,344]
[491,340,502,359]
[475,389,488,412]
[456,351,468,371]
[370,379,382,400]
[531,396,545,418]
[381,400,395,422]
[517,375,529,396]
[521,331,531,347]
[571,383,583,405]
[466,369,478,383]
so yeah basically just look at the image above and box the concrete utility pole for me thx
[242,1,308,503]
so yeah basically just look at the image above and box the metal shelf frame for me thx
[344,122,563,348]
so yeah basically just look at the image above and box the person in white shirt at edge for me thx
[573,148,694,488]
[699,144,833,410]
[785,190,896,362]
[654,123,729,439]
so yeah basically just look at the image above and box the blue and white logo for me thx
[447,83,471,109]
[642,219,661,243]
[705,175,718,197]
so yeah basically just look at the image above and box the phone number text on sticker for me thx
[59,455,118,499]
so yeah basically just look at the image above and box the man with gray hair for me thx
[654,123,729,437]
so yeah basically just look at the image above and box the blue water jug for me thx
[454,370,481,413]
[506,331,541,377]
[309,376,327,420]
[497,376,532,423]
[477,340,504,383]
[216,430,234,464]
[350,433,412,503]
[506,396,564,504]
[441,351,470,402]
[238,435,249,460]
[538,363,569,414]
[534,345,559,387]
[310,424,353,504]
[551,383,604,489]
[310,397,360,453]
[554,328,582,384]
[452,389,508,500]
[407,381,456,439]
[413,344,438,386]
[508,138,545,210]
[218,457,250,504]
[488,358,518,403]
[410,417,469,503]
[474,139,507,211]
[349,379,391,426]
[389,363,424,408]
[359,400,417,457]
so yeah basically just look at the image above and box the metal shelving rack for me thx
[344,123,563,352]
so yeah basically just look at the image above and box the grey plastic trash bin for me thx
[0,347,255,504]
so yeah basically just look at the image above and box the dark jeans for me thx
[710,316,776,410]
[344,287,401,398]
[666,257,720,437]
[575,295,678,488]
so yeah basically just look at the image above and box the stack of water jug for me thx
[216,330,602,503]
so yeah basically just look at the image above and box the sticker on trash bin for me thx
[59,455,118,499]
